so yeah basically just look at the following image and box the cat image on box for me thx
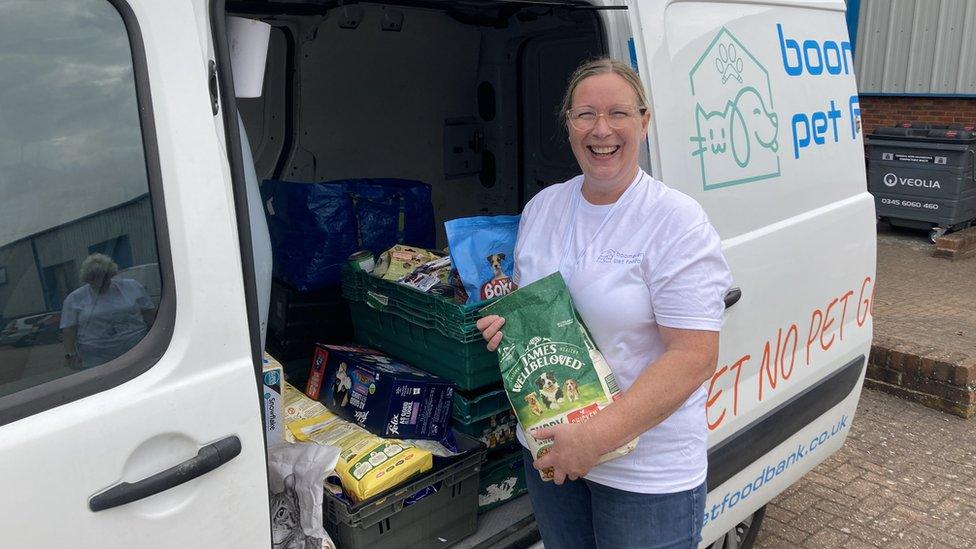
[331,362,352,408]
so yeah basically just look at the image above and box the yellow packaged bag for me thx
[288,411,432,503]
[282,381,328,442]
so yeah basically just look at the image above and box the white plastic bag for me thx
[267,442,340,549]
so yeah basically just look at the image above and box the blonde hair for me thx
[559,57,649,126]
[80,253,118,286]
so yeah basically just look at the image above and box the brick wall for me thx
[867,334,976,419]
[860,96,976,135]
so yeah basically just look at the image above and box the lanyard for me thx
[559,171,646,273]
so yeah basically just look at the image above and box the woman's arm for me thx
[532,326,719,483]
[62,325,80,368]
[141,308,156,327]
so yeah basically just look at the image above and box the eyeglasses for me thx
[566,105,647,131]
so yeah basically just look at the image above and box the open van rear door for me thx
[0,1,270,547]
[621,1,875,544]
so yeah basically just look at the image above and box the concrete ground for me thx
[756,224,976,548]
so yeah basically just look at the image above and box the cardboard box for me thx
[262,352,284,444]
[305,344,454,440]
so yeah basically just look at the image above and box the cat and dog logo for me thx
[689,27,781,191]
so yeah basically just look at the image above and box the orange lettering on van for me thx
[781,324,799,379]
[820,297,839,351]
[856,276,872,327]
[729,354,750,416]
[837,290,854,340]
[806,308,823,365]
[706,365,729,430]
[758,330,780,401]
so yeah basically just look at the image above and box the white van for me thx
[0,0,874,547]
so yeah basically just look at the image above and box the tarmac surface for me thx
[755,223,976,548]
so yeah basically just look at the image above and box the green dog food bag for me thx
[482,271,637,481]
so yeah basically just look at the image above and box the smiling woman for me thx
[477,57,733,548]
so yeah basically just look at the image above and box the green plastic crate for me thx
[478,449,528,513]
[452,385,510,423]
[363,270,438,313]
[454,408,519,452]
[343,266,489,342]
[350,301,501,391]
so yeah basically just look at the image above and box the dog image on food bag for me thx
[524,392,544,416]
[563,379,581,403]
[444,215,519,305]
[483,271,637,481]
[535,372,564,409]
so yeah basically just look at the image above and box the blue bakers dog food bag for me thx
[445,215,519,305]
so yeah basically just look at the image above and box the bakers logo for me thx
[481,277,516,300]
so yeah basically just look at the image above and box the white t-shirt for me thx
[513,169,732,494]
[60,278,155,368]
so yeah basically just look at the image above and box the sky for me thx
[0,0,150,247]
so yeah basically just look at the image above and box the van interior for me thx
[229,0,614,245]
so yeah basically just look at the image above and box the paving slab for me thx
[756,387,976,548]
[866,223,976,417]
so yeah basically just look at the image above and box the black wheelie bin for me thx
[867,124,976,241]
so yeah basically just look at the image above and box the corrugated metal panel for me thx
[855,0,976,95]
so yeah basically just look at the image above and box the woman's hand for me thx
[531,423,602,485]
[64,353,82,371]
[476,315,506,351]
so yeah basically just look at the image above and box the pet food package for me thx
[262,352,284,444]
[482,272,637,480]
[445,215,519,304]
[397,254,452,292]
[288,410,433,503]
[267,442,339,549]
[304,344,454,440]
[282,381,328,443]
[372,244,444,281]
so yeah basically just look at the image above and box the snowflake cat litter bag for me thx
[482,271,637,480]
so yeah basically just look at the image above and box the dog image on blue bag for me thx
[445,215,520,304]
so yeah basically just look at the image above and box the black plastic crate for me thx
[268,279,351,335]
[324,431,486,549]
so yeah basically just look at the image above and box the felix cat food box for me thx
[304,344,454,440]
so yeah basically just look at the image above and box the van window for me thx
[0,0,162,398]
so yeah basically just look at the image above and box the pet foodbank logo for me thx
[689,28,781,190]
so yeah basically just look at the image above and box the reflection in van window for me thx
[0,0,162,397]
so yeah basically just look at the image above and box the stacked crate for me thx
[342,267,528,511]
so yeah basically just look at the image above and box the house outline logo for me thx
[689,27,781,191]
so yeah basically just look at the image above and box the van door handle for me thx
[724,287,742,309]
[89,435,242,512]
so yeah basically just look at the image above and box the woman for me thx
[61,253,156,369]
[477,58,732,548]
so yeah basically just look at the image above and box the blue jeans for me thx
[523,449,705,549]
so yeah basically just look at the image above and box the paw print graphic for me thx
[714,42,744,84]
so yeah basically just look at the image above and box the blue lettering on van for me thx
[777,23,852,76]
[849,96,861,140]
[789,95,859,159]
[701,414,848,528]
